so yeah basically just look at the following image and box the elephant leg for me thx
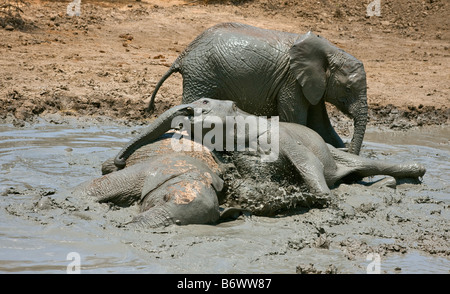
[327,145,426,181]
[277,82,308,124]
[280,130,331,197]
[75,162,150,206]
[307,101,345,149]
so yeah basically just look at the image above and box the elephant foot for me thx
[389,162,426,181]
[309,184,332,202]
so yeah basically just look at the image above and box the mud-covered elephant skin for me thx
[148,22,368,155]
[75,136,225,228]
[117,98,426,200]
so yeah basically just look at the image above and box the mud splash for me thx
[0,118,448,273]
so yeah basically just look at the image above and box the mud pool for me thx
[0,117,448,274]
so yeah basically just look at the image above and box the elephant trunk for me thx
[114,104,193,169]
[348,94,368,155]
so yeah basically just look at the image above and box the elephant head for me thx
[131,155,222,227]
[289,32,368,155]
[114,99,241,169]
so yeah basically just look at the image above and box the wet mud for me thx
[0,117,448,273]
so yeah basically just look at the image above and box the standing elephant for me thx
[148,22,368,154]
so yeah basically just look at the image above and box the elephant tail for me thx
[147,62,181,112]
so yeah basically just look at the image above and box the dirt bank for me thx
[0,0,448,129]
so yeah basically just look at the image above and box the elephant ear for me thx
[289,32,328,106]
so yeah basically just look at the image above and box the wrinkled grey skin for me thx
[118,98,425,201]
[148,22,368,155]
[76,137,225,228]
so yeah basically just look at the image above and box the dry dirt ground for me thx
[0,0,448,130]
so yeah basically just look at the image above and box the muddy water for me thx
[0,118,448,274]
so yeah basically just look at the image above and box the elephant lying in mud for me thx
[72,98,427,227]
[148,22,369,155]
[116,98,425,199]
[78,135,229,227]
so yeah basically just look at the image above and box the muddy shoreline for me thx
[1,102,448,139]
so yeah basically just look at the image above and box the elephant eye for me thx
[202,100,209,104]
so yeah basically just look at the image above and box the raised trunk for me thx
[114,104,192,169]
[348,95,368,155]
